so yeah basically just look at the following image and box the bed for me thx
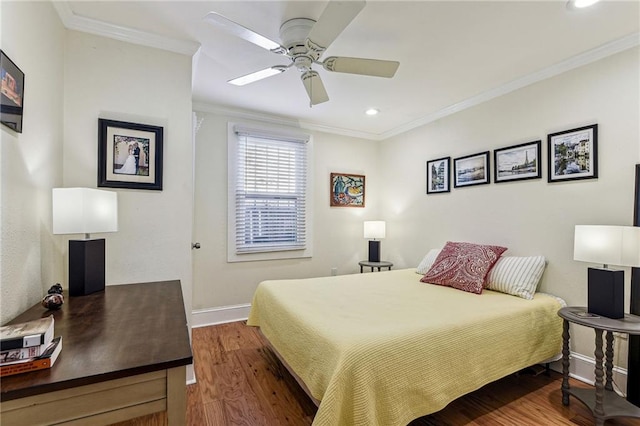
[247,267,564,426]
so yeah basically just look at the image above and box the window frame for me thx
[227,122,313,262]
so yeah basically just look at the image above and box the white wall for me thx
[1,1,65,323]
[379,47,640,367]
[62,31,194,317]
[192,108,380,309]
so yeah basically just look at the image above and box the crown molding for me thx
[52,1,200,56]
[380,31,640,140]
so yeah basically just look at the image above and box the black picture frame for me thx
[453,151,490,188]
[494,140,542,183]
[98,119,163,191]
[426,156,451,194]
[1,50,25,133]
[547,124,598,183]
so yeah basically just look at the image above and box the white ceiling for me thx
[55,1,640,140]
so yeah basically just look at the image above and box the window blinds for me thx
[234,129,308,254]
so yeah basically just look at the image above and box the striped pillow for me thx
[486,256,546,299]
[416,249,441,274]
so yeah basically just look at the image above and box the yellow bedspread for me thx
[247,268,563,426]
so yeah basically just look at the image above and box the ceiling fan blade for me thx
[301,71,329,105]
[203,12,287,54]
[322,57,399,78]
[306,1,366,52]
[228,66,287,86]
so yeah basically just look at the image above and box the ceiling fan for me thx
[203,0,399,106]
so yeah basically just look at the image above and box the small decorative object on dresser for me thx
[453,151,490,188]
[547,124,597,182]
[494,140,541,183]
[426,157,450,194]
[330,173,365,207]
[98,118,164,190]
[41,283,64,310]
[0,50,25,133]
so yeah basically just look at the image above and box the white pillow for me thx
[486,255,546,300]
[416,249,441,274]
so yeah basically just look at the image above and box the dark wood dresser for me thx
[0,280,193,425]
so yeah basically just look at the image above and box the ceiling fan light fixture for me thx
[365,108,379,116]
[228,67,285,86]
[566,0,600,10]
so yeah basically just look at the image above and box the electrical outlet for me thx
[331,267,338,276]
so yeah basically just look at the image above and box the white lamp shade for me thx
[574,225,640,267]
[364,221,386,239]
[52,188,118,235]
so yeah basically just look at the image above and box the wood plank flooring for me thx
[114,321,640,425]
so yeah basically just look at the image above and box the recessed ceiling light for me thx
[567,0,600,10]
[365,108,379,116]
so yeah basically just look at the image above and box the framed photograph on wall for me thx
[330,173,365,207]
[1,50,25,133]
[98,118,164,190]
[426,156,450,194]
[453,151,490,188]
[494,140,542,183]
[547,124,598,183]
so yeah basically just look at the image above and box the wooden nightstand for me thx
[558,306,640,425]
[359,260,393,273]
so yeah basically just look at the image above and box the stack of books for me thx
[0,315,62,377]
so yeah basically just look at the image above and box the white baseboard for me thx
[549,352,628,396]
[191,303,251,328]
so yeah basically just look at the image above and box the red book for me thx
[0,337,62,377]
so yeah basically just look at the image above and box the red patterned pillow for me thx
[420,241,507,294]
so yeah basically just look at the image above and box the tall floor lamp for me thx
[53,188,118,296]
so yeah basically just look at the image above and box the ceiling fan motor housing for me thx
[279,18,321,64]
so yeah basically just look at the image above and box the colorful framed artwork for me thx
[1,50,25,133]
[453,151,490,188]
[494,140,542,183]
[547,124,598,183]
[330,173,365,207]
[98,118,164,191]
[426,156,451,194]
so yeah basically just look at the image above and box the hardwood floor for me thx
[115,321,640,426]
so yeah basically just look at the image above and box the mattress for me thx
[247,268,563,426]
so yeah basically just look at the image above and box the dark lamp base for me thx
[587,267,624,319]
[368,240,380,262]
[69,239,106,296]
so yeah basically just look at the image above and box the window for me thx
[228,123,312,261]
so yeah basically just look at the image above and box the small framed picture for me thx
[494,140,542,183]
[330,173,365,207]
[547,124,598,183]
[426,156,451,194]
[453,151,490,188]
[1,50,25,133]
[98,119,164,191]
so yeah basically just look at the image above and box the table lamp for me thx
[53,188,118,296]
[364,221,385,262]
[574,225,640,318]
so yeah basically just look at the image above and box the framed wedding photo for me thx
[453,151,490,188]
[547,124,597,183]
[1,50,25,133]
[494,140,541,183]
[426,156,450,194]
[98,118,164,190]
